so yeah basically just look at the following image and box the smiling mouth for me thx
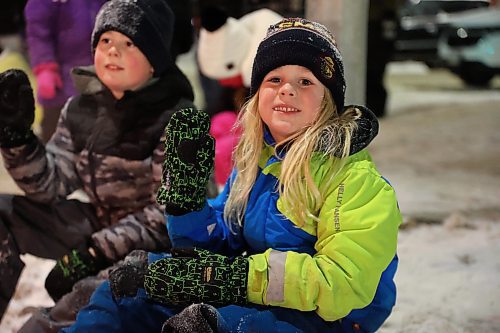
[105,64,123,71]
[273,106,299,112]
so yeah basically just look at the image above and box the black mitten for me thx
[0,69,36,147]
[144,248,248,307]
[109,250,148,299]
[45,245,109,302]
[156,108,215,215]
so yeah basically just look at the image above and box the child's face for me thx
[94,31,153,99]
[258,65,325,143]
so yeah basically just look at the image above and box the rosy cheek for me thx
[94,51,105,68]
[126,53,146,67]
[126,57,138,67]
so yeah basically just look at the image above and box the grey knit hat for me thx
[92,0,174,77]
[251,18,346,114]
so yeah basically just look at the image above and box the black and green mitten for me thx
[45,245,109,301]
[0,69,36,147]
[156,108,215,216]
[144,248,248,307]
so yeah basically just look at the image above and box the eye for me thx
[299,78,313,86]
[100,37,111,44]
[126,41,135,48]
[267,77,281,84]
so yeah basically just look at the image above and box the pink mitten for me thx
[33,63,62,99]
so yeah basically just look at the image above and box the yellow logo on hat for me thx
[321,56,335,79]
[265,18,338,48]
[277,20,315,30]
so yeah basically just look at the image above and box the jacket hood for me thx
[70,65,194,108]
[66,65,195,157]
[315,104,379,157]
[347,104,379,155]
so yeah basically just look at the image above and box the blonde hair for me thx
[224,89,361,228]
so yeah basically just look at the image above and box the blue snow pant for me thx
[62,256,398,333]
[61,281,346,333]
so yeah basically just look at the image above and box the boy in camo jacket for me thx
[0,0,202,327]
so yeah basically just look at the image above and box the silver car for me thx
[437,7,500,86]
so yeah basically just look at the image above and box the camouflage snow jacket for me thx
[0,65,195,261]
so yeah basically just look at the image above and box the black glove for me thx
[109,250,148,299]
[144,248,248,307]
[156,108,215,216]
[45,246,109,302]
[0,69,36,147]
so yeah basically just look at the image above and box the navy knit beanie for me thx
[251,18,346,114]
[91,0,174,77]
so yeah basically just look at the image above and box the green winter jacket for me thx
[168,110,401,325]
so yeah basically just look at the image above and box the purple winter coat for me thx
[24,0,107,108]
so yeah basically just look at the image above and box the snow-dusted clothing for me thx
[64,109,401,333]
[0,64,194,319]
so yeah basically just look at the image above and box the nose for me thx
[108,45,119,57]
[279,83,295,97]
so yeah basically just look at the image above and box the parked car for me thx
[394,0,491,66]
[437,7,500,86]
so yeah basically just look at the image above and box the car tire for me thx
[459,62,494,87]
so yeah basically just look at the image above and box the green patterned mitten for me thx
[144,248,248,307]
[156,108,214,215]
[44,246,109,301]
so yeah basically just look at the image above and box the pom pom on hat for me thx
[91,0,174,77]
[251,18,346,114]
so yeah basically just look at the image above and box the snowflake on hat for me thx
[197,7,282,89]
